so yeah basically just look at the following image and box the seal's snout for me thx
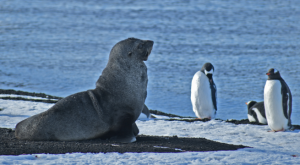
[145,40,154,52]
[143,40,154,61]
[145,40,154,46]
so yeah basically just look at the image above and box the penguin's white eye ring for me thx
[274,69,278,73]
[205,70,214,75]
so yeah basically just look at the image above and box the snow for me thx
[0,99,300,164]
[0,94,59,101]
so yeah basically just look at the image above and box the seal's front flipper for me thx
[142,104,150,118]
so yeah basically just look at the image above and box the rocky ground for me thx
[0,128,248,155]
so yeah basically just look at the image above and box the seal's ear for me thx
[128,52,132,57]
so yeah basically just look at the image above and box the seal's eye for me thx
[128,52,132,56]
[137,43,144,50]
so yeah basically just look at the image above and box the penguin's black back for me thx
[251,101,266,118]
[247,101,265,123]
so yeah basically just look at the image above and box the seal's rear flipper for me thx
[110,115,138,143]
[132,122,139,136]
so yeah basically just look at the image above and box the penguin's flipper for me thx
[211,83,217,111]
[280,79,292,127]
[256,102,266,118]
[288,90,293,127]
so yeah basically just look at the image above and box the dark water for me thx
[0,0,299,123]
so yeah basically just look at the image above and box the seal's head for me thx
[109,38,154,62]
[97,38,153,96]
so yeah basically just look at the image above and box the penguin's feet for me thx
[196,117,211,120]
[275,128,285,132]
[268,128,285,132]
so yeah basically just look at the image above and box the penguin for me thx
[191,63,217,119]
[264,68,292,132]
[246,101,267,124]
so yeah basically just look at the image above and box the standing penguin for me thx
[246,101,267,124]
[191,63,217,119]
[264,68,292,132]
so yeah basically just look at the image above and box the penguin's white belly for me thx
[191,71,215,119]
[264,80,288,131]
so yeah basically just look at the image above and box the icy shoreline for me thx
[0,89,299,164]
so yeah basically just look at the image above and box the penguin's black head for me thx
[201,63,214,84]
[266,68,281,80]
[246,101,257,111]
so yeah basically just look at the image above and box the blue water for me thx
[0,0,299,124]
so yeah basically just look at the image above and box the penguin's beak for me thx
[245,102,248,105]
[266,73,271,75]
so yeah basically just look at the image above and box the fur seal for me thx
[15,38,154,143]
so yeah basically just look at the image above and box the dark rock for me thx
[0,128,248,155]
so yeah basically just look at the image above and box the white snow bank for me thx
[0,94,59,101]
[0,99,53,128]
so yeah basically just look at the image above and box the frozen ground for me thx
[0,98,299,164]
